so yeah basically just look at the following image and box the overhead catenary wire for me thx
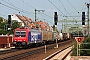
[35,11,54,26]
[36,13,53,24]
[48,0,65,16]
[20,0,45,20]
[1,0,34,15]
[42,13,55,25]
[0,0,56,26]
[68,8,87,15]
[0,3,22,13]
[59,0,69,15]
[7,0,34,14]
[20,0,54,19]
[43,13,53,18]
[20,0,53,19]
[20,0,54,24]
[67,0,79,13]
[58,0,87,20]
[21,0,35,9]
[58,0,75,20]
[8,0,33,15]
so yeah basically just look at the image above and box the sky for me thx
[0,0,90,31]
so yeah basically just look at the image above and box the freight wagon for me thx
[42,31,54,44]
[0,35,13,48]
[58,33,71,41]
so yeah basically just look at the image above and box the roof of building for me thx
[15,14,35,28]
[12,14,51,31]
[37,21,50,31]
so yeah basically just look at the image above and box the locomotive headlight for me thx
[13,42,16,44]
[24,40,25,41]
[15,40,16,41]
[22,42,26,45]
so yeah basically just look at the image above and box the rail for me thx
[43,45,73,60]
[0,40,72,60]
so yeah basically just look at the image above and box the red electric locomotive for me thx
[13,27,42,48]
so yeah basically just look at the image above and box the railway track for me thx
[0,40,72,60]
[43,45,73,60]
[0,48,23,55]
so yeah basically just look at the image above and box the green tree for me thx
[0,30,7,35]
[0,17,3,23]
[80,37,90,56]
[71,39,77,56]
[10,20,20,34]
[0,17,7,35]
[0,18,20,35]
[52,24,59,34]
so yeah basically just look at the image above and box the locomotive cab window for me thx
[15,31,20,37]
[21,31,26,37]
[15,31,26,37]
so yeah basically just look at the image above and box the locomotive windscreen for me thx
[15,31,26,37]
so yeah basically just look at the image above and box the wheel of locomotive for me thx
[22,45,28,49]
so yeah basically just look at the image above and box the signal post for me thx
[7,15,11,48]
[75,37,84,56]
[54,12,58,48]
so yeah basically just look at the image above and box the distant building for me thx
[11,14,35,28]
[11,14,51,31]
[37,21,51,31]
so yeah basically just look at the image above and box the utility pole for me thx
[87,3,90,37]
[34,9,37,29]
[34,9,45,28]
